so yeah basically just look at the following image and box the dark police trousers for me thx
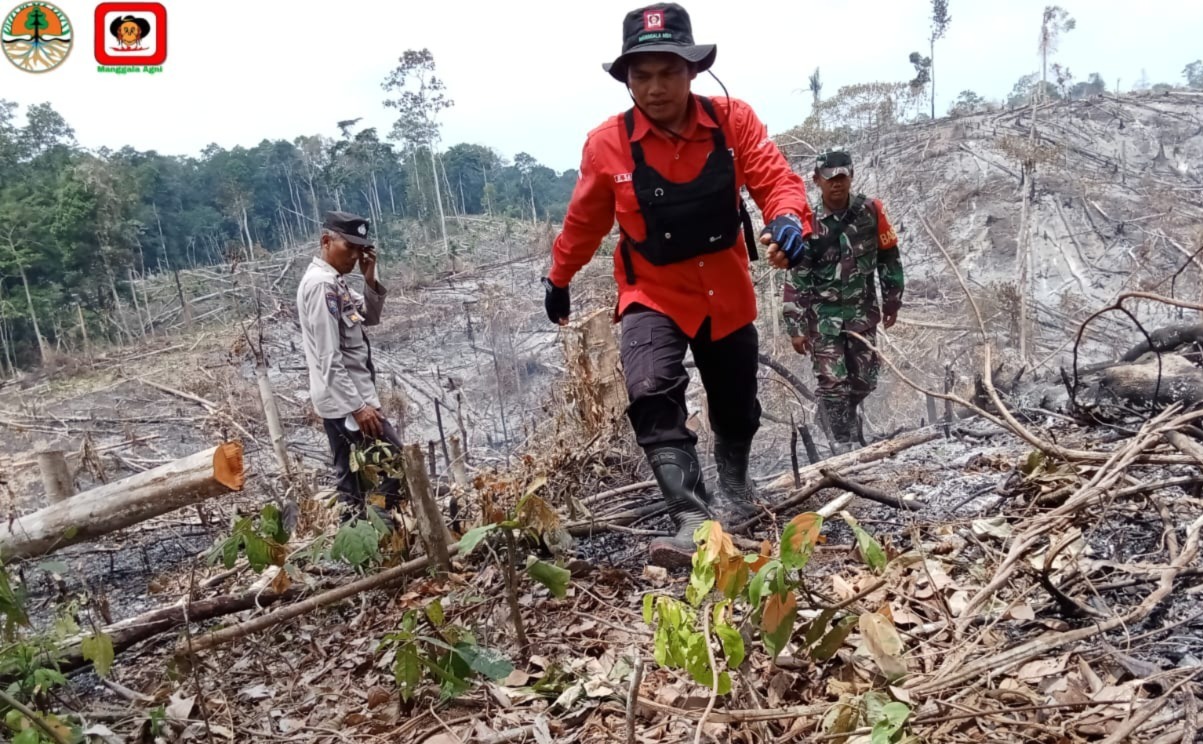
[322,413,406,514]
[618,305,762,449]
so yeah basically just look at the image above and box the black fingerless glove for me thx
[542,277,570,324]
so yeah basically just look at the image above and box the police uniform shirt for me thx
[296,257,388,419]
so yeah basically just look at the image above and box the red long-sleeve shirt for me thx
[548,95,813,341]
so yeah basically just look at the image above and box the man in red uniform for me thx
[541,3,813,567]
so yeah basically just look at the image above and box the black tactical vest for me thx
[619,96,756,284]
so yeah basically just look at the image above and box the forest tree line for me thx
[1,26,1201,373]
[0,54,577,371]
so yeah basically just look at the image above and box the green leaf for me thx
[802,608,837,650]
[456,643,514,680]
[780,512,823,571]
[862,691,893,730]
[683,631,713,688]
[81,631,115,678]
[13,727,40,744]
[260,503,289,543]
[716,671,732,695]
[243,532,271,573]
[425,599,445,627]
[760,592,797,659]
[871,702,911,744]
[457,524,498,557]
[394,640,423,698]
[526,560,570,599]
[642,593,655,626]
[748,560,781,610]
[713,620,745,669]
[811,615,858,661]
[843,513,887,572]
[653,622,671,667]
[366,504,392,535]
[220,536,240,569]
[32,667,67,692]
[330,520,381,568]
[437,648,473,701]
[686,556,715,607]
[148,706,166,735]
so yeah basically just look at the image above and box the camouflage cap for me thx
[816,150,853,178]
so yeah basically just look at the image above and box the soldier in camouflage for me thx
[782,150,904,453]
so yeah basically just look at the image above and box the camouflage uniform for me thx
[783,192,904,447]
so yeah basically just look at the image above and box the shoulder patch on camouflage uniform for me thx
[324,289,340,318]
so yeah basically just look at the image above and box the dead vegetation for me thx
[0,94,1200,744]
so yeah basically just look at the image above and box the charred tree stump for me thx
[560,308,627,434]
[402,444,452,574]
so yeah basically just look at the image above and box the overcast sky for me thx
[3,0,1200,172]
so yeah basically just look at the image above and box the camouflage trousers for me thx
[811,328,879,405]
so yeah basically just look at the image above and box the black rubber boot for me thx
[821,398,858,456]
[646,444,714,569]
[851,398,867,447]
[712,434,760,525]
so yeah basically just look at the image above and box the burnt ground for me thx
[0,216,1200,742]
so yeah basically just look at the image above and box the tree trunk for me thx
[152,201,168,271]
[930,36,936,120]
[439,153,462,226]
[240,204,254,260]
[401,444,452,573]
[36,450,74,505]
[75,303,90,360]
[253,352,292,478]
[14,258,48,365]
[0,442,244,561]
[560,308,628,433]
[172,269,193,330]
[127,270,147,338]
[106,268,133,344]
[430,147,450,255]
[449,435,469,487]
[0,289,13,378]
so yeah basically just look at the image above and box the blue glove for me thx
[762,214,808,268]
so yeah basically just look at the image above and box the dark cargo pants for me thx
[619,306,762,449]
[811,327,879,405]
[322,413,406,515]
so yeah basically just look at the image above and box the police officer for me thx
[297,211,405,522]
[541,3,814,567]
[778,150,905,454]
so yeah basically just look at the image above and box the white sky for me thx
[2,0,1201,172]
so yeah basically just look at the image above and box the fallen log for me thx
[1120,322,1203,362]
[765,428,941,491]
[40,583,307,676]
[818,468,924,512]
[1094,353,1203,409]
[177,542,461,656]
[0,441,244,561]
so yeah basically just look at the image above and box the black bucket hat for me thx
[602,4,716,83]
